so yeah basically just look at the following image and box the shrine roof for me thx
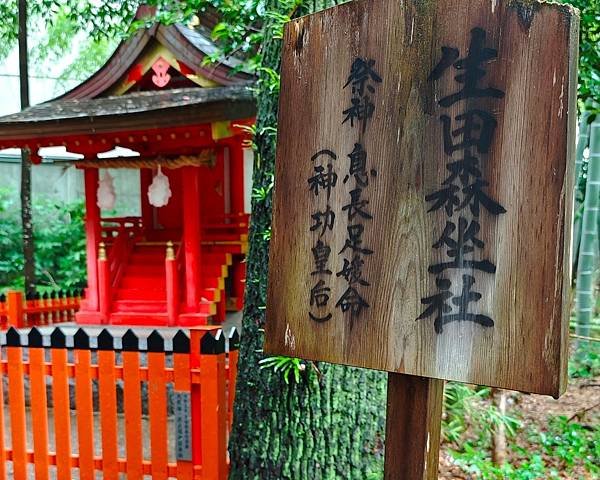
[0,86,255,143]
[173,24,247,72]
[57,19,253,100]
[0,9,256,157]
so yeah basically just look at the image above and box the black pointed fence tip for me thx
[28,327,44,348]
[201,330,226,355]
[74,328,90,350]
[97,329,115,351]
[173,330,190,353]
[6,327,21,347]
[147,330,165,352]
[50,328,67,349]
[122,329,139,351]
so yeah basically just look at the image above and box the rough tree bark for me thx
[228,1,387,479]
[19,0,35,296]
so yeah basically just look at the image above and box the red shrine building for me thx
[0,11,255,327]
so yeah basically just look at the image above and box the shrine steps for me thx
[120,277,166,289]
[111,299,215,315]
[76,244,233,326]
[125,263,228,277]
[112,299,167,312]
[115,288,166,301]
[109,245,229,324]
[118,276,224,290]
[115,287,221,302]
[118,247,168,297]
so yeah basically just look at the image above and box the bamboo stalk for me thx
[572,113,592,275]
[575,119,600,343]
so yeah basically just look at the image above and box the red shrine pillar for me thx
[83,168,101,310]
[228,140,246,215]
[182,166,202,310]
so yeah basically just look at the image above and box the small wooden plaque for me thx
[265,0,579,396]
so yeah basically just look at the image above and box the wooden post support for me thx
[189,329,203,468]
[147,333,169,480]
[97,242,111,324]
[198,330,227,480]
[6,331,27,480]
[165,241,179,326]
[173,331,194,479]
[50,331,72,480]
[74,331,96,480]
[6,290,24,328]
[384,374,444,479]
[0,338,6,480]
[98,334,119,478]
[29,329,50,480]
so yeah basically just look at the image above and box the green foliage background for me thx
[0,1,596,108]
[0,189,86,290]
[559,0,599,109]
[444,342,600,479]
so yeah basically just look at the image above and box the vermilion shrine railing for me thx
[0,326,239,480]
[95,213,249,324]
[100,216,144,240]
[99,214,250,244]
[0,290,82,330]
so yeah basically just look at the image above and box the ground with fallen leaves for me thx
[438,375,599,479]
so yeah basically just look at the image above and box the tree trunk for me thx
[19,0,35,296]
[228,1,387,478]
[20,151,35,296]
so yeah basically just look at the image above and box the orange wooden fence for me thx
[0,290,82,330]
[0,325,239,479]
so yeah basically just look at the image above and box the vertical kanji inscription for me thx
[419,27,506,334]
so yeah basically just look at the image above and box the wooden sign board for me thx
[265,0,578,397]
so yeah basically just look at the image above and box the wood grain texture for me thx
[384,374,444,480]
[265,0,579,396]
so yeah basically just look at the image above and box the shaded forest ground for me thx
[438,345,599,479]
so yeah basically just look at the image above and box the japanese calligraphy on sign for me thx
[266,0,578,397]
[418,27,506,335]
[307,59,382,324]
